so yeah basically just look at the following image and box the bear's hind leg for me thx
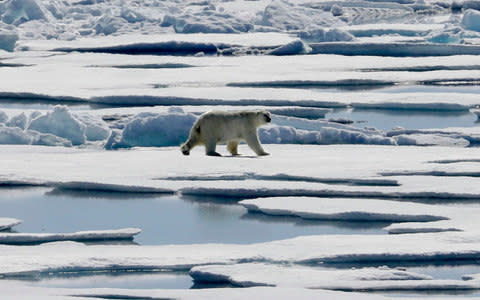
[227,140,239,156]
[205,139,221,156]
[245,132,269,156]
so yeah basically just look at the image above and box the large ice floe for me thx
[4,232,480,279]
[3,144,480,200]
[0,283,408,300]
[190,263,480,291]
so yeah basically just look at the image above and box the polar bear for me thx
[181,110,271,156]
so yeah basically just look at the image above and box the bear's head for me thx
[256,110,271,126]
[180,143,190,155]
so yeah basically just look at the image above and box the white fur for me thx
[181,110,271,156]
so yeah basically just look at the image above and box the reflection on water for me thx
[23,272,193,290]
[0,187,386,246]
[326,108,478,131]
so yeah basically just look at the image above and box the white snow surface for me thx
[3,145,480,201]
[4,232,480,277]
[3,52,480,111]
[0,218,22,231]
[0,282,409,300]
[0,228,141,244]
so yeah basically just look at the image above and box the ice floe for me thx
[3,51,480,113]
[2,145,480,201]
[0,228,141,245]
[0,218,22,231]
[4,232,480,277]
[190,263,480,291]
[239,196,480,234]
[0,283,398,300]
[388,126,480,146]
[240,197,448,222]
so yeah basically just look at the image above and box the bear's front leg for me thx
[205,139,221,156]
[245,132,269,156]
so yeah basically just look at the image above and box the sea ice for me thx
[240,197,449,222]
[0,228,141,244]
[0,218,22,231]
[3,232,480,277]
[190,263,480,291]
[0,282,401,300]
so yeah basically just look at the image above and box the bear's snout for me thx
[182,149,190,155]
[265,114,271,123]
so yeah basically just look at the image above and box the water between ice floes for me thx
[3,188,480,293]
[0,187,387,245]
[326,108,478,131]
[0,187,387,290]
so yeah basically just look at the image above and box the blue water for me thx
[0,188,387,246]
[326,108,479,131]
[27,273,193,290]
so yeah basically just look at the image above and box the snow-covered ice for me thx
[190,263,480,291]
[0,282,405,300]
[0,228,141,244]
[240,197,449,222]
[4,232,480,278]
[2,145,480,201]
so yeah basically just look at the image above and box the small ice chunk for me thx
[0,218,22,231]
[0,125,32,144]
[268,40,311,56]
[1,0,49,25]
[0,111,8,123]
[6,113,27,130]
[462,9,480,32]
[28,106,86,145]
[394,134,470,147]
[0,30,18,51]
[117,112,196,148]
